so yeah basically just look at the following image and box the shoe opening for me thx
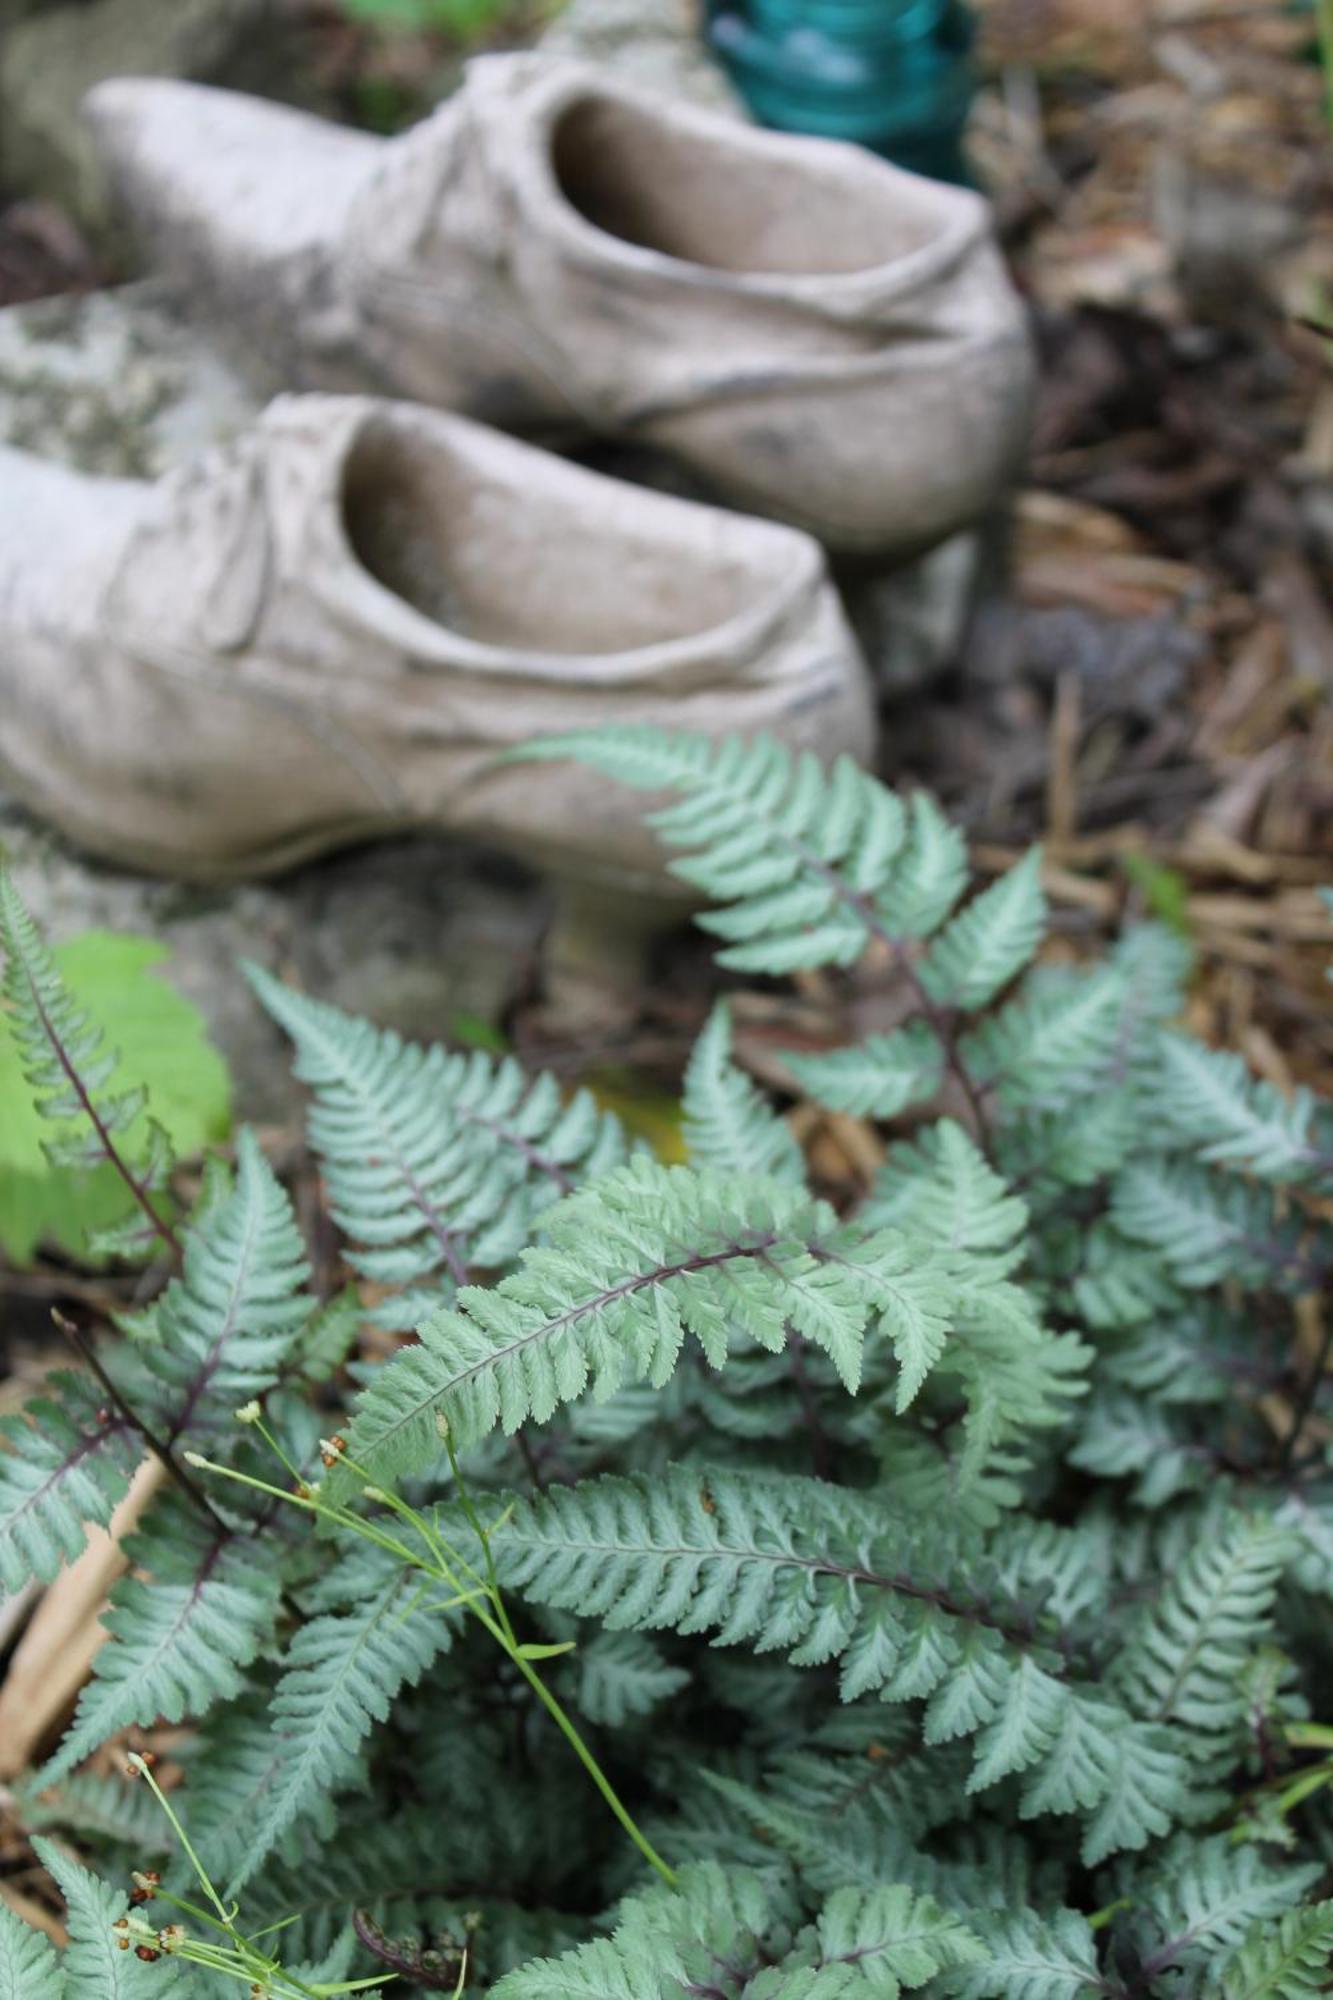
[550,92,950,276]
[341,418,781,657]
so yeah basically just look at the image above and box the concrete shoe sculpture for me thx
[86,56,1035,558]
[0,395,873,892]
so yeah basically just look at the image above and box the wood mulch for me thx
[921,0,1333,1093]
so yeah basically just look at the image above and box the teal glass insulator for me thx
[704,0,977,186]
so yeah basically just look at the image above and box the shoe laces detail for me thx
[106,433,274,656]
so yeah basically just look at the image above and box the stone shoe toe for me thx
[85,78,377,387]
[0,396,875,892]
[87,55,1036,557]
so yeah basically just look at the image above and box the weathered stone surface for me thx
[0,284,258,474]
[0,0,299,228]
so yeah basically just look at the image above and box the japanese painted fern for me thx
[2,726,1332,2000]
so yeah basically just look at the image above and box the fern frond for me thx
[1213,1901,1333,2000]
[786,1023,943,1121]
[1079,1721,1191,1866]
[777,1883,984,1997]
[683,1001,805,1183]
[0,1372,139,1592]
[574,1630,690,1728]
[514,730,966,974]
[968,922,1189,1123]
[17,1771,172,1857]
[184,1693,330,1893]
[34,1835,196,1998]
[862,1122,1027,1259]
[40,1500,282,1783]
[1066,1393,1203,1509]
[1112,1161,1323,1293]
[1122,1837,1319,1986]
[920,849,1046,1013]
[249,967,625,1323]
[340,1157,972,1485]
[232,1550,454,1894]
[0,1895,61,2000]
[492,1862,778,2000]
[952,1909,1103,2000]
[0,869,179,1258]
[240,1791,582,1967]
[965,964,1130,1111]
[699,1766,960,1897]
[1114,1510,1292,1745]
[467,1468,1151,1842]
[1151,1032,1333,1187]
[860,1124,1086,1469]
[133,1129,312,1439]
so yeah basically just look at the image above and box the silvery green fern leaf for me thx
[339,1157,973,1485]
[514,730,966,974]
[34,1837,200,1998]
[232,1550,454,1894]
[683,1001,805,1183]
[574,1630,690,1728]
[1150,1031,1333,1187]
[248,966,625,1323]
[0,1372,139,1593]
[763,1883,984,1999]
[40,1500,282,1784]
[467,1467,1156,1846]
[919,850,1046,1013]
[952,1909,1103,2000]
[1114,1510,1293,1745]
[132,1128,313,1439]
[0,1896,62,2000]
[786,1022,943,1121]
[1212,1902,1333,2000]
[0,869,177,1259]
[1122,1837,1319,1986]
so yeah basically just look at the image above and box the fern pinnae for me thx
[248,964,626,1324]
[683,1000,805,1184]
[1214,1902,1333,2000]
[1114,1508,1292,1744]
[1122,1838,1321,1985]
[512,729,940,973]
[39,1499,282,1786]
[340,1160,882,1484]
[0,1893,61,2000]
[0,1372,139,1592]
[0,868,182,1258]
[1150,1030,1333,1188]
[231,1552,455,1894]
[142,1128,312,1442]
[7,731,1333,1998]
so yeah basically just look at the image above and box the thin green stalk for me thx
[507,1637,677,1886]
[187,1441,679,1891]
[442,1426,521,1650]
[440,1428,677,1885]
[126,1755,241,1946]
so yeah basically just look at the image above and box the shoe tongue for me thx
[348,97,469,281]
[106,399,390,658]
[348,54,551,280]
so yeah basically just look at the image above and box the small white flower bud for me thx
[234,1400,262,1426]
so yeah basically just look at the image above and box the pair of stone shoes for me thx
[0,54,1035,897]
